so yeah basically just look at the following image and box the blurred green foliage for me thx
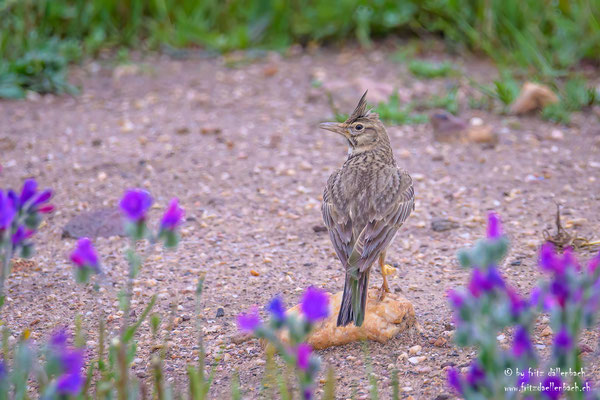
[1,0,599,97]
[408,60,456,79]
[420,86,459,114]
[375,92,428,125]
[542,78,599,123]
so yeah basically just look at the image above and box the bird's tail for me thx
[337,271,369,327]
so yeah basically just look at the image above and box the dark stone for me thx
[433,395,451,400]
[216,307,225,318]
[0,137,16,151]
[511,260,522,266]
[312,225,328,233]
[431,218,459,232]
[62,207,125,239]
[182,315,190,321]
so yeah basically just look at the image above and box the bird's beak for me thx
[319,122,349,138]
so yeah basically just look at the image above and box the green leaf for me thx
[123,295,157,343]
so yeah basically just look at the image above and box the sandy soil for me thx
[1,46,600,399]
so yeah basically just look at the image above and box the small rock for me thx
[216,308,225,318]
[398,352,408,362]
[408,356,426,365]
[467,125,498,145]
[430,111,467,143]
[408,345,422,355]
[434,337,447,347]
[312,225,328,233]
[62,208,125,239]
[431,218,459,232]
[579,344,593,354]
[416,366,432,373]
[541,326,553,337]
[470,117,484,126]
[250,270,260,276]
[549,129,564,141]
[510,82,559,114]
[119,119,135,133]
[263,64,278,77]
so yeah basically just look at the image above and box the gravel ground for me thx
[1,46,600,399]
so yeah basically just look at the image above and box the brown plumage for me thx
[319,91,415,327]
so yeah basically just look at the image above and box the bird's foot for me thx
[377,284,390,302]
[381,264,396,276]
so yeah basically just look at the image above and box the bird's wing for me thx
[322,170,354,268]
[348,168,414,274]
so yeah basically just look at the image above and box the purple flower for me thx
[296,343,312,370]
[589,252,600,274]
[300,287,330,322]
[507,287,526,317]
[540,243,563,274]
[529,287,541,306]
[11,225,33,246]
[446,289,464,309]
[119,189,153,222]
[20,179,38,204]
[70,238,101,273]
[57,372,83,395]
[0,360,6,380]
[550,279,569,308]
[561,247,579,271]
[468,268,503,297]
[486,212,502,239]
[267,296,286,322]
[512,326,533,357]
[302,388,312,400]
[50,329,67,348]
[49,330,84,395]
[38,203,55,214]
[542,376,562,400]
[19,179,54,212]
[33,189,52,206]
[466,361,486,387]
[0,190,16,230]
[447,367,463,394]
[60,348,84,374]
[160,198,184,231]
[486,267,506,288]
[237,307,262,333]
[554,328,572,350]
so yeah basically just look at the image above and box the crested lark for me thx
[320,91,415,327]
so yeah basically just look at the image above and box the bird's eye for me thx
[355,124,363,131]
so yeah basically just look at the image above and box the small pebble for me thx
[408,356,426,364]
[408,345,422,355]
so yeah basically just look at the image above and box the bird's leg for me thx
[377,251,395,301]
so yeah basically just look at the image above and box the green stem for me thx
[0,229,13,310]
